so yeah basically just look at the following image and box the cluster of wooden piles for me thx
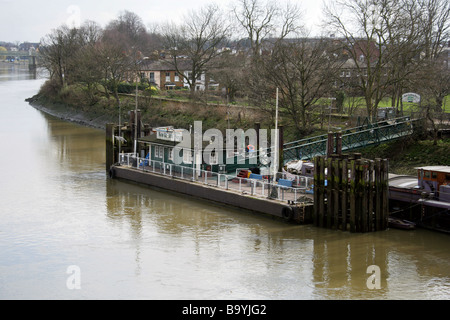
[313,153,389,233]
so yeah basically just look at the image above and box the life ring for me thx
[281,206,294,221]
[247,145,255,152]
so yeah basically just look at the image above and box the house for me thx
[139,60,186,90]
[139,59,219,92]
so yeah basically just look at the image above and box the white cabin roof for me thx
[415,166,450,174]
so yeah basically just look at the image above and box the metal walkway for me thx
[283,116,420,163]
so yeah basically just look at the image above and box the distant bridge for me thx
[0,50,38,70]
[283,116,421,163]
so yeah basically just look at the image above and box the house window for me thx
[165,72,171,82]
[149,72,155,83]
[155,146,164,159]
[168,147,174,161]
[174,72,179,82]
[346,71,351,77]
[340,71,345,78]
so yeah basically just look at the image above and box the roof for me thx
[139,59,192,72]
[138,133,225,150]
[415,166,450,174]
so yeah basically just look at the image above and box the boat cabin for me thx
[138,126,257,174]
[416,166,450,201]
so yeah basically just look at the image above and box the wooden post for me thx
[313,154,389,233]
[382,159,389,230]
[335,132,342,156]
[368,160,374,232]
[361,160,368,233]
[319,156,325,228]
[349,159,356,232]
[106,123,115,172]
[333,158,340,230]
[327,133,334,157]
[313,156,320,226]
[341,160,348,231]
[375,159,382,231]
[326,157,333,228]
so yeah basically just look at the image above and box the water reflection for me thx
[104,176,450,299]
[0,63,37,81]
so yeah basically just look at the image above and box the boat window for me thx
[432,172,437,179]
[446,174,450,182]
[424,171,431,179]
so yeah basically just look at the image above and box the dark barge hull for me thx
[389,187,450,234]
[110,165,313,224]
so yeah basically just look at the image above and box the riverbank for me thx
[25,80,274,134]
[27,80,449,176]
[358,137,450,175]
[26,93,116,130]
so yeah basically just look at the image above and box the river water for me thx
[0,67,449,300]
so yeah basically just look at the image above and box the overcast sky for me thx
[0,0,324,43]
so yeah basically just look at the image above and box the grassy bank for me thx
[27,80,299,139]
[358,137,450,175]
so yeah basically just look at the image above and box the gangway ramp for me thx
[283,117,419,163]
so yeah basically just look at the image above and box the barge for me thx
[389,166,450,233]
[107,123,315,224]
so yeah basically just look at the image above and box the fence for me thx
[118,153,314,204]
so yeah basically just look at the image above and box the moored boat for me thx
[388,217,416,230]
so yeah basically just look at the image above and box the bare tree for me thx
[324,0,405,119]
[163,4,231,96]
[39,24,88,87]
[208,51,247,102]
[232,0,303,56]
[416,0,450,109]
[94,36,133,105]
[104,10,150,52]
[259,38,342,135]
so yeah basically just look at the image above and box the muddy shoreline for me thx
[26,94,117,130]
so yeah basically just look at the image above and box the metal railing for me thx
[118,153,314,204]
[283,117,418,162]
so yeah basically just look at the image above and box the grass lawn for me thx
[359,138,450,175]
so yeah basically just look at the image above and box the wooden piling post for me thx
[326,157,333,228]
[361,160,368,233]
[313,157,319,226]
[341,160,348,231]
[313,154,389,233]
[368,160,374,232]
[382,159,389,230]
[335,132,343,156]
[327,133,334,157]
[375,159,382,231]
[106,123,115,172]
[318,156,325,228]
[349,159,356,232]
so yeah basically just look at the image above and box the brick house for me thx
[139,60,188,90]
[139,59,218,91]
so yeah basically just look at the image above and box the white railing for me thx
[118,153,314,204]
